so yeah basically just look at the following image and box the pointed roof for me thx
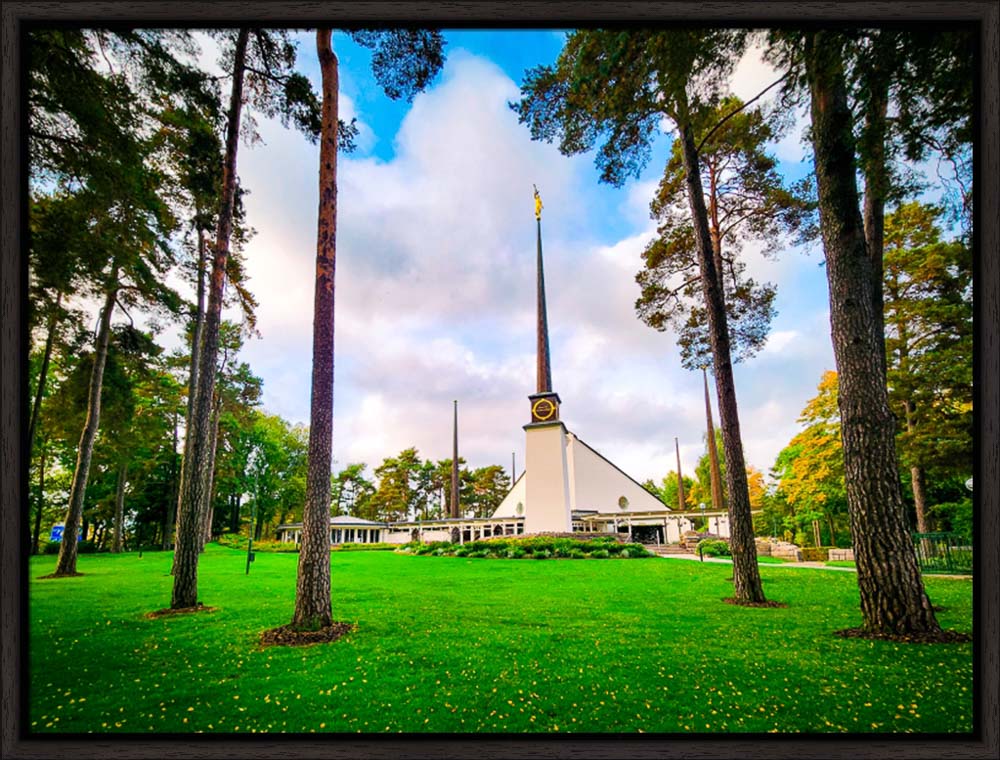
[535,186,552,394]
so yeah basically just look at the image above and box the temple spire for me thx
[675,436,686,511]
[534,185,552,394]
[451,400,459,518]
[703,367,725,513]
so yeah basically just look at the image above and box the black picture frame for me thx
[2,2,997,758]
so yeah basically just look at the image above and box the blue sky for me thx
[194,29,842,485]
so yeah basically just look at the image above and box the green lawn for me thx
[28,545,973,734]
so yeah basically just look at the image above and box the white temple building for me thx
[277,190,731,546]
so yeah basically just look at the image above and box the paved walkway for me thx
[658,553,856,572]
[658,553,972,580]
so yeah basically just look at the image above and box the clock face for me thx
[531,397,557,422]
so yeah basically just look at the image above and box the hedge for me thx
[403,535,653,560]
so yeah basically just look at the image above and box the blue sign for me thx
[50,524,64,542]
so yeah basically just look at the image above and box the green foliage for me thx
[406,535,645,561]
[334,543,398,552]
[76,540,100,554]
[800,547,831,562]
[929,499,972,544]
[331,463,375,519]
[513,29,750,187]
[28,548,972,733]
[347,30,446,103]
[634,96,813,368]
[770,371,849,546]
[697,539,731,557]
[658,470,695,510]
[688,428,728,510]
[883,203,972,485]
[215,534,298,554]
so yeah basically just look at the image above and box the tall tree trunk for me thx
[164,407,179,550]
[803,30,939,635]
[904,401,931,533]
[177,225,209,552]
[53,273,118,576]
[291,27,338,631]
[188,227,208,424]
[32,437,47,555]
[702,368,726,513]
[677,113,764,604]
[171,27,249,609]
[860,34,892,379]
[199,391,222,552]
[28,291,62,456]
[230,492,242,533]
[112,459,128,553]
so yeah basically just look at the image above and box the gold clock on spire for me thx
[533,184,543,220]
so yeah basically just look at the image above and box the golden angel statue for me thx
[533,184,543,220]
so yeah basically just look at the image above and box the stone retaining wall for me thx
[828,548,855,561]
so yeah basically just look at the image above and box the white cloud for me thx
[212,44,837,490]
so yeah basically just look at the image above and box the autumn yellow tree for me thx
[772,371,848,546]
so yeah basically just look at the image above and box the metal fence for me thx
[912,532,973,575]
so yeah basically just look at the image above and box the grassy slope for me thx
[28,545,973,734]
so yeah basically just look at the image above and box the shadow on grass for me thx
[146,603,218,619]
[259,621,356,648]
[37,572,84,579]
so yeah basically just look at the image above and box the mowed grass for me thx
[28,545,973,734]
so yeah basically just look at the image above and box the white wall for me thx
[523,422,572,533]
[492,472,526,518]
[567,433,668,514]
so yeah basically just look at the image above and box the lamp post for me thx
[699,502,706,533]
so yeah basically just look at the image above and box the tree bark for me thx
[177,225,208,551]
[32,437,47,555]
[198,390,222,552]
[904,401,931,534]
[860,33,891,379]
[677,113,764,604]
[803,30,939,635]
[230,492,242,533]
[164,407,179,550]
[171,27,249,609]
[53,272,118,576]
[28,291,62,456]
[291,27,338,631]
[112,459,128,553]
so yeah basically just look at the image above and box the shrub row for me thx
[800,547,832,562]
[401,535,653,560]
[333,542,398,552]
[697,538,731,557]
[215,533,299,553]
[43,539,102,554]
